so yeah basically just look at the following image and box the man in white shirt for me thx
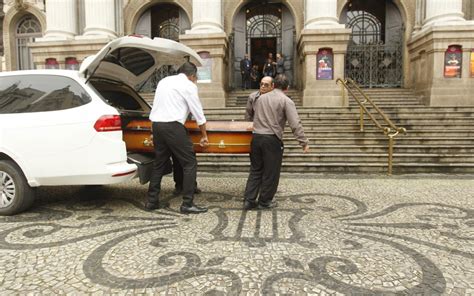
[146,62,209,214]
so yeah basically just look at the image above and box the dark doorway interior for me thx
[151,4,180,41]
[251,37,276,71]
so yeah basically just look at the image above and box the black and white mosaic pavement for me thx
[0,174,473,294]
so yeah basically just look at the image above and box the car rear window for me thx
[104,47,154,76]
[0,74,91,114]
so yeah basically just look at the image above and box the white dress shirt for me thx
[149,73,206,125]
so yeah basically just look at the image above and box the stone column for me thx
[182,0,226,107]
[187,0,223,34]
[412,0,425,34]
[299,0,350,107]
[304,0,345,29]
[42,0,77,40]
[82,0,117,38]
[179,33,227,108]
[423,0,465,27]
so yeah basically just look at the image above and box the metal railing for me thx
[336,78,406,175]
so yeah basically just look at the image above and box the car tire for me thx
[0,160,35,216]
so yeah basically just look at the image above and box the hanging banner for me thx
[316,48,334,80]
[197,51,212,83]
[470,50,474,78]
[444,45,462,78]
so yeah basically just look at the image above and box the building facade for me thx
[2,0,474,107]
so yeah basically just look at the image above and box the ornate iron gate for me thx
[344,9,403,88]
[138,4,183,92]
[345,42,403,88]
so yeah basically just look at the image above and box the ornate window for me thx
[346,11,382,45]
[247,14,281,38]
[16,15,42,70]
[245,3,282,54]
[157,17,180,41]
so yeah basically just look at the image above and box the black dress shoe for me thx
[258,201,277,210]
[180,204,208,214]
[243,200,257,210]
[144,202,168,211]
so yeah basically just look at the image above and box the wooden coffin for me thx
[123,120,253,154]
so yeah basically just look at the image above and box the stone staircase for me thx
[195,88,474,174]
[226,89,302,107]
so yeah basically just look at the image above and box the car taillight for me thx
[94,115,122,132]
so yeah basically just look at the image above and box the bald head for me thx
[259,76,274,94]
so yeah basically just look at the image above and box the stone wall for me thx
[1,0,4,56]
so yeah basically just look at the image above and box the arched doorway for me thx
[231,1,295,89]
[16,14,42,70]
[341,0,404,88]
[134,3,191,92]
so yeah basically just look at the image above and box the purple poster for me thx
[317,48,334,80]
[444,45,462,78]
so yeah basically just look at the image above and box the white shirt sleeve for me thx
[185,83,207,126]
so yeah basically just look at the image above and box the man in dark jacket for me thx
[240,54,252,89]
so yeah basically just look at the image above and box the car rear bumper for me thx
[29,162,137,186]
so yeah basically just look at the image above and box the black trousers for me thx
[244,134,283,206]
[241,72,251,89]
[148,121,197,206]
[172,154,183,190]
[172,154,198,191]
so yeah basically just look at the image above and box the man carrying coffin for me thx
[244,74,309,210]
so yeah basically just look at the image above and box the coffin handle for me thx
[143,138,153,147]
[218,140,226,148]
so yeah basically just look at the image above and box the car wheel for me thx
[0,160,35,216]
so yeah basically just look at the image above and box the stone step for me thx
[349,99,421,103]
[197,153,474,163]
[348,92,419,96]
[282,137,474,145]
[357,88,417,93]
[349,103,423,107]
[294,118,474,124]
[281,123,472,131]
[227,91,303,107]
[196,161,474,174]
[281,144,474,154]
[281,130,474,137]
[203,115,473,123]
[203,106,474,112]
[304,114,474,120]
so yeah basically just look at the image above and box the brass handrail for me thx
[336,78,407,175]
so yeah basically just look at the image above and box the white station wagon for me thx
[0,36,203,215]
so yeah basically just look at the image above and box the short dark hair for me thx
[178,62,197,77]
[274,74,289,90]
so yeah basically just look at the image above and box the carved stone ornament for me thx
[12,0,28,11]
